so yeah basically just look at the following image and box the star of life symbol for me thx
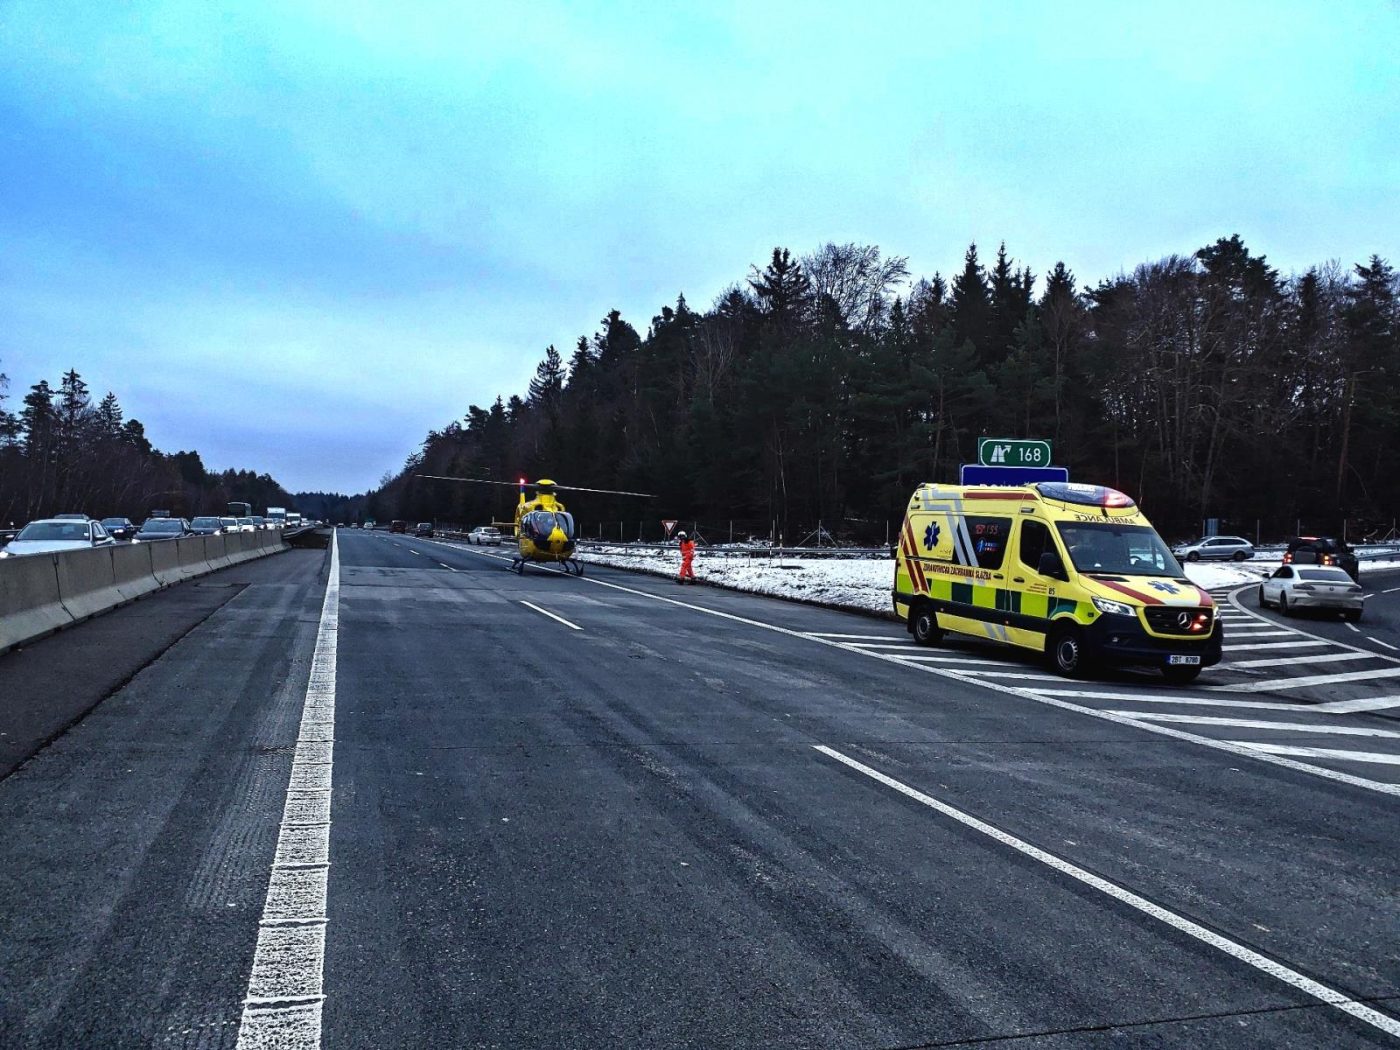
[1148,581,1179,594]
[924,522,940,550]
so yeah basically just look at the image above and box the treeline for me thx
[374,235,1399,540]
[0,366,295,525]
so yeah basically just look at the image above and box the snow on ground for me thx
[577,544,1400,616]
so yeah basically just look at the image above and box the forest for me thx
[0,367,297,526]
[371,236,1400,544]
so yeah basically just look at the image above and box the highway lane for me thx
[0,549,330,1048]
[1,531,1397,1047]
[326,530,1400,1047]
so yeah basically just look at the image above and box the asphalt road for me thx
[1,530,1397,1048]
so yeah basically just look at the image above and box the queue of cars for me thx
[0,510,289,557]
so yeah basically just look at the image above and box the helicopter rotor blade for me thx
[416,474,654,498]
[415,474,521,487]
[548,483,656,498]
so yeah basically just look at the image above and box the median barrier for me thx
[147,538,182,587]
[0,530,290,655]
[55,544,125,621]
[177,535,211,580]
[113,541,163,600]
[0,553,73,651]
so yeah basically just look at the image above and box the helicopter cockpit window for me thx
[554,512,575,538]
[522,511,555,541]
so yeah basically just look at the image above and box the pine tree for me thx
[950,244,990,359]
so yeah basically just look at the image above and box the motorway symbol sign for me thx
[978,438,1052,467]
[960,464,1070,486]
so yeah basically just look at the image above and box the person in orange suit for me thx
[677,531,696,584]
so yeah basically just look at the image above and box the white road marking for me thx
[407,549,421,556]
[1227,651,1374,669]
[885,654,1011,666]
[1235,743,1400,767]
[812,745,1400,1040]
[1223,630,1296,638]
[1382,587,1400,594]
[445,542,1400,796]
[1224,640,1328,651]
[1345,621,1362,634]
[1035,689,1325,712]
[520,600,582,631]
[1227,584,1400,667]
[952,669,1062,681]
[1369,637,1400,651]
[437,562,456,571]
[1111,712,1400,738]
[807,633,902,640]
[1311,695,1400,714]
[1211,666,1400,692]
[237,530,339,1048]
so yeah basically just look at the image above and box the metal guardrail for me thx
[577,540,895,560]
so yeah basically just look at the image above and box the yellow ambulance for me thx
[893,481,1221,683]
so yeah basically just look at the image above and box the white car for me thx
[0,518,116,558]
[468,526,503,546]
[1173,535,1254,562]
[1259,565,1364,621]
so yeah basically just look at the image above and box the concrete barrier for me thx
[113,541,162,601]
[0,553,73,651]
[146,538,182,588]
[55,545,124,621]
[0,532,289,654]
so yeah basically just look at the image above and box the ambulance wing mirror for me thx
[1038,551,1068,581]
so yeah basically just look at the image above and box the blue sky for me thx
[2,1,1396,493]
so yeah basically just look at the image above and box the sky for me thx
[2,1,1397,494]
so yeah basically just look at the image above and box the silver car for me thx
[1260,566,1364,621]
[0,518,116,558]
[468,526,503,546]
[1173,535,1254,562]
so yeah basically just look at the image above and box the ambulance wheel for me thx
[1162,665,1202,685]
[910,604,942,646]
[1048,624,1091,678]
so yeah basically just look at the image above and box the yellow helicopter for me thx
[416,475,654,575]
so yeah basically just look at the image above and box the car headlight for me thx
[1092,596,1136,616]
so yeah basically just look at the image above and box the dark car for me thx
[390,520,408,534]
[1284,536,1359,582]
[414,522,434,537]
[100,516,138,540]
[136,518,190,541]
[189,516,225,535]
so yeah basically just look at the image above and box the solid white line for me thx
[812,745,1400,1039]
[1224,640,1329,651]
[560,568,1400,795]
[952,669,1062,681]
[1227,651,1374,669]
[1311,695,1400,714]
[807,633,901,640]
[1234,743,1400,767]
[1369,637,1400,652]
[1211,666,1400,692]
[1224,630,1296,638]
[1110,712,1400,738]
[887,654,1010,665]
[237,530,339,1048]
[520,600,582,630]
[1034,689,1321,712]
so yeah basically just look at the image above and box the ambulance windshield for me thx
[1057,522,1183,578]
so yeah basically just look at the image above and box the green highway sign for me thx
[978,438,1052,467]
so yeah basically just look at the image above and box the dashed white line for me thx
[520,600,582,631]
[812,745,1400,1040]
[237,530,339,1048]
[1345,621,1362,634]
[1370,637,1399,651]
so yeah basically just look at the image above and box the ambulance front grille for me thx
[1143,606,1213,635]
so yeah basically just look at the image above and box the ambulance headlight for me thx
[1092,597,1135,616]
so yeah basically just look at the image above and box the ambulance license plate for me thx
[1167,655,1202,666]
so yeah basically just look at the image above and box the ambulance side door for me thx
[1010,517,1068,644]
